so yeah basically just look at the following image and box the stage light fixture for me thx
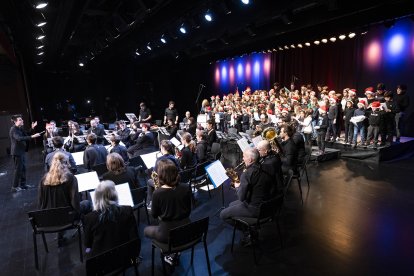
[290,44,295,48]
[135,50,140,55]
[339,34,346,40]
[147,44,152,50]
[314,40,320,45]
[179,24,186,34]
[160,35,166,44]
[284,45,289,49]
[37,52,44,55]
[36,45,44,49]
[278,46,283,50]
[297,44,303,48]
[348,32,356,38]
[36,61,43,65]
[36,35,45,40]
[241,0,250,5]
[361,31,368,35]
[204,10,212,22]
[305,42,311,46]
[330,37,336,42]
[321,38,328,43]
[35,2,48,9]
[79,62,84,67]
[272,48,277,51]
[36,21,46,27]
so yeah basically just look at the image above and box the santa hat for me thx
[291,96,299,102]
[365,87,374,94]
[281,108,289,113]
[318,105,328,113]
[210,96,215,100]
[357,100,366,108]
[329,97,337,104]
[348,89,356,96]
[371,101,381,109]
[267,109,273,115]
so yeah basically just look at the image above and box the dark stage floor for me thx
[1,147,414,276]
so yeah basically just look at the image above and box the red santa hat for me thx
[357,100,366,108]
[348,89,356,96]
[371,101,381,109]
[291,96,299,102]
[267,109,273,115]
[318,105,328,113]
[365,87,374,94]
[281,108,289,113]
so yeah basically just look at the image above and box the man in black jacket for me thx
[257,140,284,197]
[87,119,106,144]
[394,84,410,142]
[9,115,41,192]
[280,124,298,174]
[127,123,155,158]
[83,133,108,171]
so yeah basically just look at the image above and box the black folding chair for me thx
[191,160,213,199]
[131,187,150,225]
[231,195,284,264]
[28,207,83,270]
[151,217,211,276]
[92,163,108,178]
[86,238,141,276]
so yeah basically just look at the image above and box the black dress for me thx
[101,167,139,190]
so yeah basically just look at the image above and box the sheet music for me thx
[237,137,251,152]
[72,151,84,166]
[177,145,184,151]
[254,112,260,121]
[63,136,70,145]
[76,171,100,192]
[170,137,181,147]
[269,114,278,124]
[381,103,388,111]
[125,113,138,122]
[205,160,229,188]
[140,151,160,169]
[90,183,134,209]
[215,113,220,123]
[251,135,263,146]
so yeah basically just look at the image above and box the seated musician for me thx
[182,111,191,129]
[220,148,273,245]
[109,135,128,162]
[255,114,271,134]
[116,120,131,147]
[65,122,86,153]
[206,119,218,151]
[292,131,306,165]
[256,140,283,196]
[49,120,62,136]
[179,132,197,169]
[144,159,191,265]
[165,118,178,139]
[186,117,197,137]
[127,123,155,158]
[87,119,106,144]
[196,129,208,163]
[83,133,108,171]
[45,136,77,174]
[102,153,138,190]
[146,140,180,207]
[93,116,105,131]
[279,124,298,174]
[43,123,56,154]
[84,180,140,257]
[138,102,152,123]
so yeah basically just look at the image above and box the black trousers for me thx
[367,125,380,144]
[12,155,26,188]
[317,131,326,151]
[344,122,354,143]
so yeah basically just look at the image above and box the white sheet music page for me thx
[140,151,160,169]
[89,183,134,209]
[170,137,181,147]
[76,171,100,192]
[237,137,250,152]
[205,160,229,188]
[252,135,263,146]
[72,151,84,166]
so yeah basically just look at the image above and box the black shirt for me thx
[102,167,139,190]
[9,125,32,156]
[165,108,178,121]
[139,108,152,122]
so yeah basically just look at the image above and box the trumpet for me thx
[225,161,245,188]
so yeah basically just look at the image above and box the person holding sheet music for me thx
[45,136,77,174]
[38,152,80,246]
[144,159,191,265]
[84,180,140,257]
[127,123,155,158]
[102,153,138,190]
[220,148,273,246]
[109,135,129,162]
[138,102,152,123]
[146,140,180,207]
[83,133,108,171]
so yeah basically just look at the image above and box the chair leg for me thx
[33,232,39,270]
[145,206,150,225]
[252,235,257,265]
[297,178,303,205]
[305,166,310,188]
[134,262,139,276]
[151,245,155,276]
[276,219,283,249]
[161,252,167,275]
[231,223,237,253]
[191,246,194,264]
[203,239,212,276]
[78,226,83,262]
[41,232,48,252]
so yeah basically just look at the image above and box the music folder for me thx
[237,137,251,152]
[205,160,229,189]
[75,171,100,192]
[90,183,134,210]
[72,151,84,166]
[140,151,160,169]
[125,113,138,122]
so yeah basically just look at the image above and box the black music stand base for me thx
[213,180,228,217]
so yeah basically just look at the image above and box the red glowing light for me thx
[215,67,220,85]
[245,62,251,79]
[229,65,235,85]
[263,57,271,75]
[366,41,382,69]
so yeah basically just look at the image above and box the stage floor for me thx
[1,148,414,275]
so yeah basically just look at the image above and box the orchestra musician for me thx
[256,140,284,196]
[195,129,208,163]
[115,120,131,147]
[165,118,178,139]
[109,135,129,162]
[164,100,179,125]
[179,132,197,169]
[206,119,218,151]
[43,123,57,154]
[127,123,155,158]
[182,111,191,128]
[83,133,108,171]
[65,122,86,153]
[220,148,273,246]
[87,119,106,144]
[279,124,299,174]
[102,153,139,190]
[138,102,152,123]
[45,136,77,174]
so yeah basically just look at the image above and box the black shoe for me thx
[11,187,22,193]
[164,253,180,266]
[21,184,34,190]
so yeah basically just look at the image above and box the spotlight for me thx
[339,34,346,40]
[314,40,320,45]
[272,48,277,51]
[79,62,84,67]
[36,21,46,27]
[241,0,250,4]
[330,37,336,42]
[179,24,186,34]
[305,42,311,46]
[297,44,303,48]
[204,10,212,22]
[278,47,283,50]
[86,100,91,104]
[361,31,368,35]
[36,45,44,49]
[348,32,356,38]
[321,38,328,43]
[36,35,45,40]
[290,44,295,48]
[36,61,43,65]
[284,45,289,49]
[160,35,166,44]
[147,44,152,50]
[37,52,44,55]
[35,2,48,9]
[175,52,179,59]
[135,50,140,56]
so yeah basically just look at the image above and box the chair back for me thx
[131,187,147,208]
[169,217,209,250]
[28,207,77,230]
[210,142,221,155]
[92,163,108,177]
[179,166,196,184]
[257,196,281,224]
[128,156,142,167]
[283,169,294,195]
[85,238,141,276]
[194,160,211,178]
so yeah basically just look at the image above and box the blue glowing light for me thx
[388,34,405,56]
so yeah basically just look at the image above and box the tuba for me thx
[262,127,283,154]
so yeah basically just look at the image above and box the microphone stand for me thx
[195,84,205,114]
